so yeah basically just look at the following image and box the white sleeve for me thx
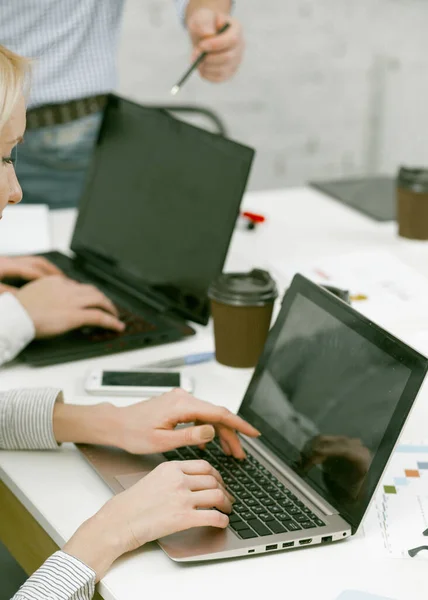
[0,293,35,365]
[11,551,96,600]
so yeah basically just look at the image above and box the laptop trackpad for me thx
[115,471,151,489]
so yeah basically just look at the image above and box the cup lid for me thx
[208,269,278,306]
[397,166,428,193]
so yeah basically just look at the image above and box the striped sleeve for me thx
[0,388,63,450]
[11,551,95,600]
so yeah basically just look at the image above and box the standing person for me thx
[1,0,244,208]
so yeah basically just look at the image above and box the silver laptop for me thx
[79,274,428,561]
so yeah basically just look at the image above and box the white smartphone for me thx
[85,368,193,397]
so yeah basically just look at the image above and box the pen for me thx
[170,22,231,95]
[141,351,215,369]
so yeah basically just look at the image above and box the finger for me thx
[0,283,18,294]
[159,424,215,450]
[77,285,119,316]
[190,508,229,530]
[192,489,233,514]
[172,396,261,438]
[29,257,63,276]
[217,425,246,459]
[179,459,223,483]
[186,474,234,502]
[218,435,232,456]
[198,21,241,54]
[69,309,125,332]
[11,265,49,281]
[199,68,233,83]
[200,50,236,67]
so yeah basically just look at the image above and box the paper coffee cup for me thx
[208,269,278,368]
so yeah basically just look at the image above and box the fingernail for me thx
[201,425,215,441]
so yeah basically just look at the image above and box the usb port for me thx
[322,536,332,543]
[282,541,294,548]
[248,549,255,554]
[265,544,278,551]
[299,538,312,545]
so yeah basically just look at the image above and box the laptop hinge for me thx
[76,250,173,313]
[242,435,338,516]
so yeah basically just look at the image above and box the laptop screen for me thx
[239,275,427,529]
[71,95,254,324]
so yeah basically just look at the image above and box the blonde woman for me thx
[0,45,259,600]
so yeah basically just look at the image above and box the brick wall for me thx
[117,0,428,190]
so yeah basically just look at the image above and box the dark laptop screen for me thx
[239,275,427,529]
[71,96,254,324]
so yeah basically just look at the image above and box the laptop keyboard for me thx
[164,439,325,540]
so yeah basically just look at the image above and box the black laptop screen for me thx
[71,96,254,324]
[239,275,427,529]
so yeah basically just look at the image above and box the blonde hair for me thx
[0,44,30,133]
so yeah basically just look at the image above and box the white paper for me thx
[273,250,428,343]
[364,444,428,561]
[0,204,51,255]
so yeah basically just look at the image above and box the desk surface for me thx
[2,187,428,600]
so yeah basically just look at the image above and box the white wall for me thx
[117,0,428,190]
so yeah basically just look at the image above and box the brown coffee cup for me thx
[397,166,428,240]
[208,269,278,368]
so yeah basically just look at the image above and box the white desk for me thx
[2,187,428,600]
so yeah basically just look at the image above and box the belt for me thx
[26,95,108,130]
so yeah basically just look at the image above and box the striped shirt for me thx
[0,0,189,109]
[0,294,95,598]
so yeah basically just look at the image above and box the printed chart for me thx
[365,445,428,560]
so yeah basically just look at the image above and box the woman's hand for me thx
[16,275,125,337]
[63,460,233,580]
[54,389,260,459]
[0,255,62,286]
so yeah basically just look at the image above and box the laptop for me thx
[18,95,255,366]
[78,274,428,561]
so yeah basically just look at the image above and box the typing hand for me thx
[109,388,260,458]
[0,255,62,289]
[64,460,233,580]
[15,275,125,338]
[187,10,244,82]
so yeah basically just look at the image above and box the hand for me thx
[0,255,62,284]
[111,388,260,458]
[53,389,260,458]
[187,9,244,82]
[64,460,232,580]
[16,276,125,338]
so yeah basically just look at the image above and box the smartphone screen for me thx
[101,371,181,387]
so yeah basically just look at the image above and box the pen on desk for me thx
[170,22,231,96]
[141,352,215,369]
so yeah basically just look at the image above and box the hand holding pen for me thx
[172,10,244,94]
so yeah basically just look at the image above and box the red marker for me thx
[242,211,266,224]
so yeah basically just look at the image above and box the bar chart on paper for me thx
[365,444,428,560]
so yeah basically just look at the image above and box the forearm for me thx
[53,402,119,446]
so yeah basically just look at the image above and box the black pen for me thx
[171,22,231,95]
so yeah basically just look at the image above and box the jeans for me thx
[16,112,103,209]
